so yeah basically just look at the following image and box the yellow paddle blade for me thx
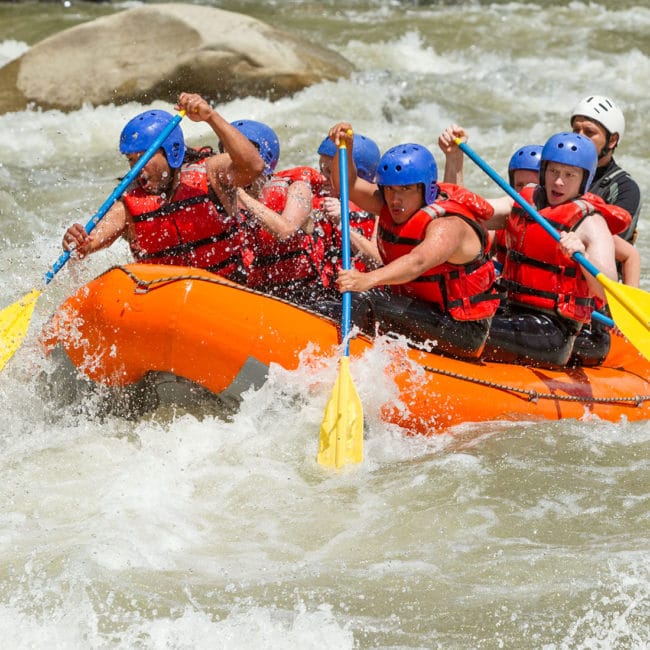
[0,289,42,371]
[598,274,650,361]
[317,356,363,469]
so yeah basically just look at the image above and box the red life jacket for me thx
[240,177,328,295]
[501,185,624,324]
[435,182,496,222]
[277,167,376,274]
[122,160,243,280]
[315,199,377,278]
[377,184,500,321]
[493,189,628,274]
[580,191,631,235]
[276,166,327,201]
[259,174,292,214]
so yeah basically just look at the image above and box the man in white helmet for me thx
[570,95,642,243]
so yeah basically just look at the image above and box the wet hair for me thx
[183,146,217,163]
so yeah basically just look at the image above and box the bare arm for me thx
[237,180,313,240]
[614,235,640,287]
[350,217,382,266]
[560,214,617,300]
[438,126,515,229]
[438,124,468,185]
[321,198,382,265]
[62,201,129,258]
[483,196,514,230]
[176,92,265,197]
[337,217,480,292]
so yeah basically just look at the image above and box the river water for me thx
[1,1,649,648]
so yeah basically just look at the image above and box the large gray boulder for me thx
[0,3,354,114]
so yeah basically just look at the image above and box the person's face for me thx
[511,169,539,193]
[318,154,334,195]
[571,116,616,164]
[382,184,424,223]
[544,162,583,206]
[125,149,172,195]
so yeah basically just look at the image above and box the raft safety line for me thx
[421,364,648,407]
[114,265,332,314]
[114,266,649,408]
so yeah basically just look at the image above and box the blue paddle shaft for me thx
[339,143,353,355]
[44,112,185,285]
[591,310,614,327]
[457,140,615,328]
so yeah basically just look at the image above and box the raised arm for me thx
[176,92,265,192]
[438,124,468,185]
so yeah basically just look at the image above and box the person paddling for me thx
[481,132,630,367]
[327,122,501,360]
[313,133,382,273]
[62,93,265,283]
[231,119,332,304]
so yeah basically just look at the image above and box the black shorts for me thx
[311,290,491,359]
[483,305,580,367]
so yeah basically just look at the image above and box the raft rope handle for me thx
[115,265,302,305]
[421,364,647,406]
[113,265,649,408]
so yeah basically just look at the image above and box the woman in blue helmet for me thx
[314,133,382,279]
[483,132,627,367]
[62,92,264,282]
[326,122,501,360]
[489,144,544,270]
[228,120,333,304]
[507,144,543,192]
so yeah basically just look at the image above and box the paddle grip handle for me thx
[44,111,186,285]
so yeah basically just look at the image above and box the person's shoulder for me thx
[203,150,232,176]
[579,206,616,238]
[604,158,639,186]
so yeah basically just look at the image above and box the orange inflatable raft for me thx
[41,264,650,433]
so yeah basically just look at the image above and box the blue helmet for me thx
[508,144,542,186]
[231,119,280,175]
[119,110,185,169]
[317,136,336,158]
[376,143,438,204]
[540,132,597,194]
[317,134,381,183]
[351,134,381,183]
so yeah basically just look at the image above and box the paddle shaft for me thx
[44,111,186,285]
[316,138,364,468]
[339,142,353,355]
[456,139,616,329]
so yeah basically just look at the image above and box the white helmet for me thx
[570,95,625,140]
